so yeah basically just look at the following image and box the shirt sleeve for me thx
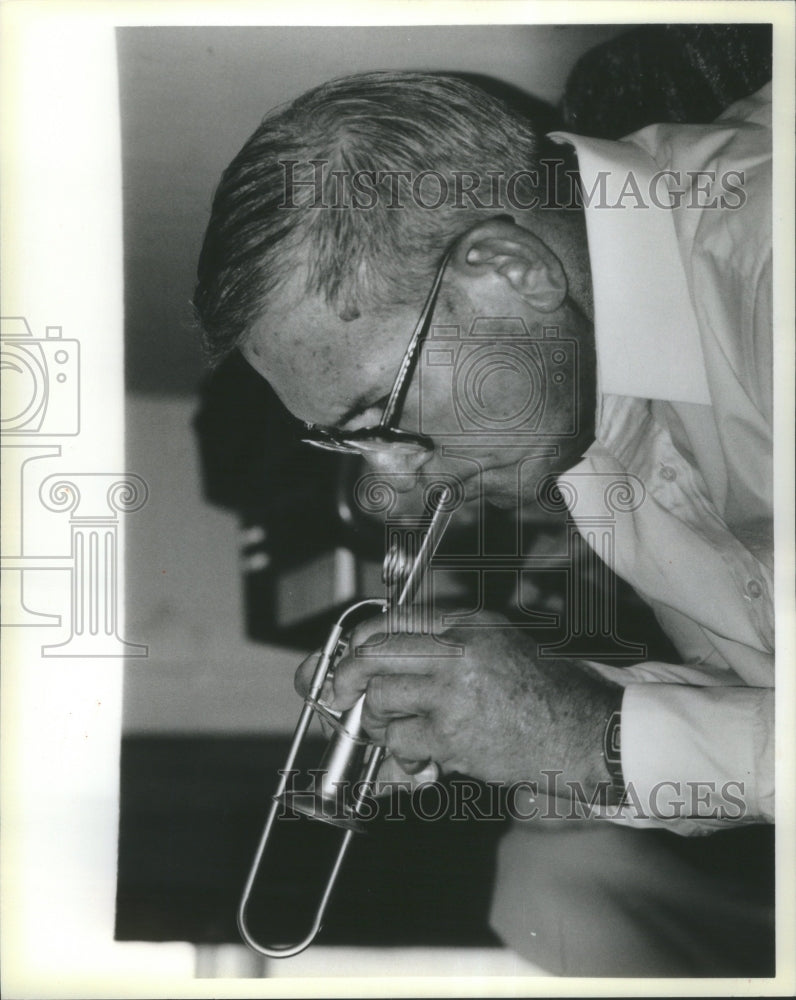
[618,683,775,834]
[582,660,774,835]
[608,95,775,835]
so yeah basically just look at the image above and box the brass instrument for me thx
[237,486,454,957]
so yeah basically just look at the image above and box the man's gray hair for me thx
[194,71,548,362]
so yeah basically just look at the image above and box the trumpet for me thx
[237,484,455,957]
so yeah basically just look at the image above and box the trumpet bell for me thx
[278,789,365,833]
[277,694,373,832]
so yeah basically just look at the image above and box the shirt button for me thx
[745,579,763,600]
[660,465,677,481]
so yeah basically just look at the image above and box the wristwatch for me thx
[602,708,626,806]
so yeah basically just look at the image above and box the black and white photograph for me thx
[1,2,794,996]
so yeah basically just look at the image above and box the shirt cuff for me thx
[614,684,774,834]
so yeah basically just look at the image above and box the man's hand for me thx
[296,610,623,799]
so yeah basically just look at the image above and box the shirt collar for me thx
[549,130,711,407]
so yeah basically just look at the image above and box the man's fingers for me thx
[373,754,439,796]
[292,611,390,700]
[403,760,440,784]
[384,715,435,762]
[294,648,337,709]
[365,673,437,721]
[294,649,320,697]
[348,614,391,650]
[294,623,444,710]
[300,606,505,709]
[349,620,445,656]
[333,633,438,707]
[392,753,430,775]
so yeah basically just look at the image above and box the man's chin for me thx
[485,490,524,511]
[480,475,525,511]
[469,467,524,511]
[463,461,560,511]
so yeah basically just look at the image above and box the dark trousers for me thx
[490,819,775,977]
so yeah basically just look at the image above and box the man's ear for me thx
[452,218,568,314]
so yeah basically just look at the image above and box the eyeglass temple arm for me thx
[378,249,452,430]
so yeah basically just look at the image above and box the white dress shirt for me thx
[551,84,774,834]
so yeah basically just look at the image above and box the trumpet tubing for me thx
[237,487,454,957]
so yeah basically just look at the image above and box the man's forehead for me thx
[242,278,408,425]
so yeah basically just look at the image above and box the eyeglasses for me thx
[301,248,453,457]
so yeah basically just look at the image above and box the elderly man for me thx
[195,72,774,976]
